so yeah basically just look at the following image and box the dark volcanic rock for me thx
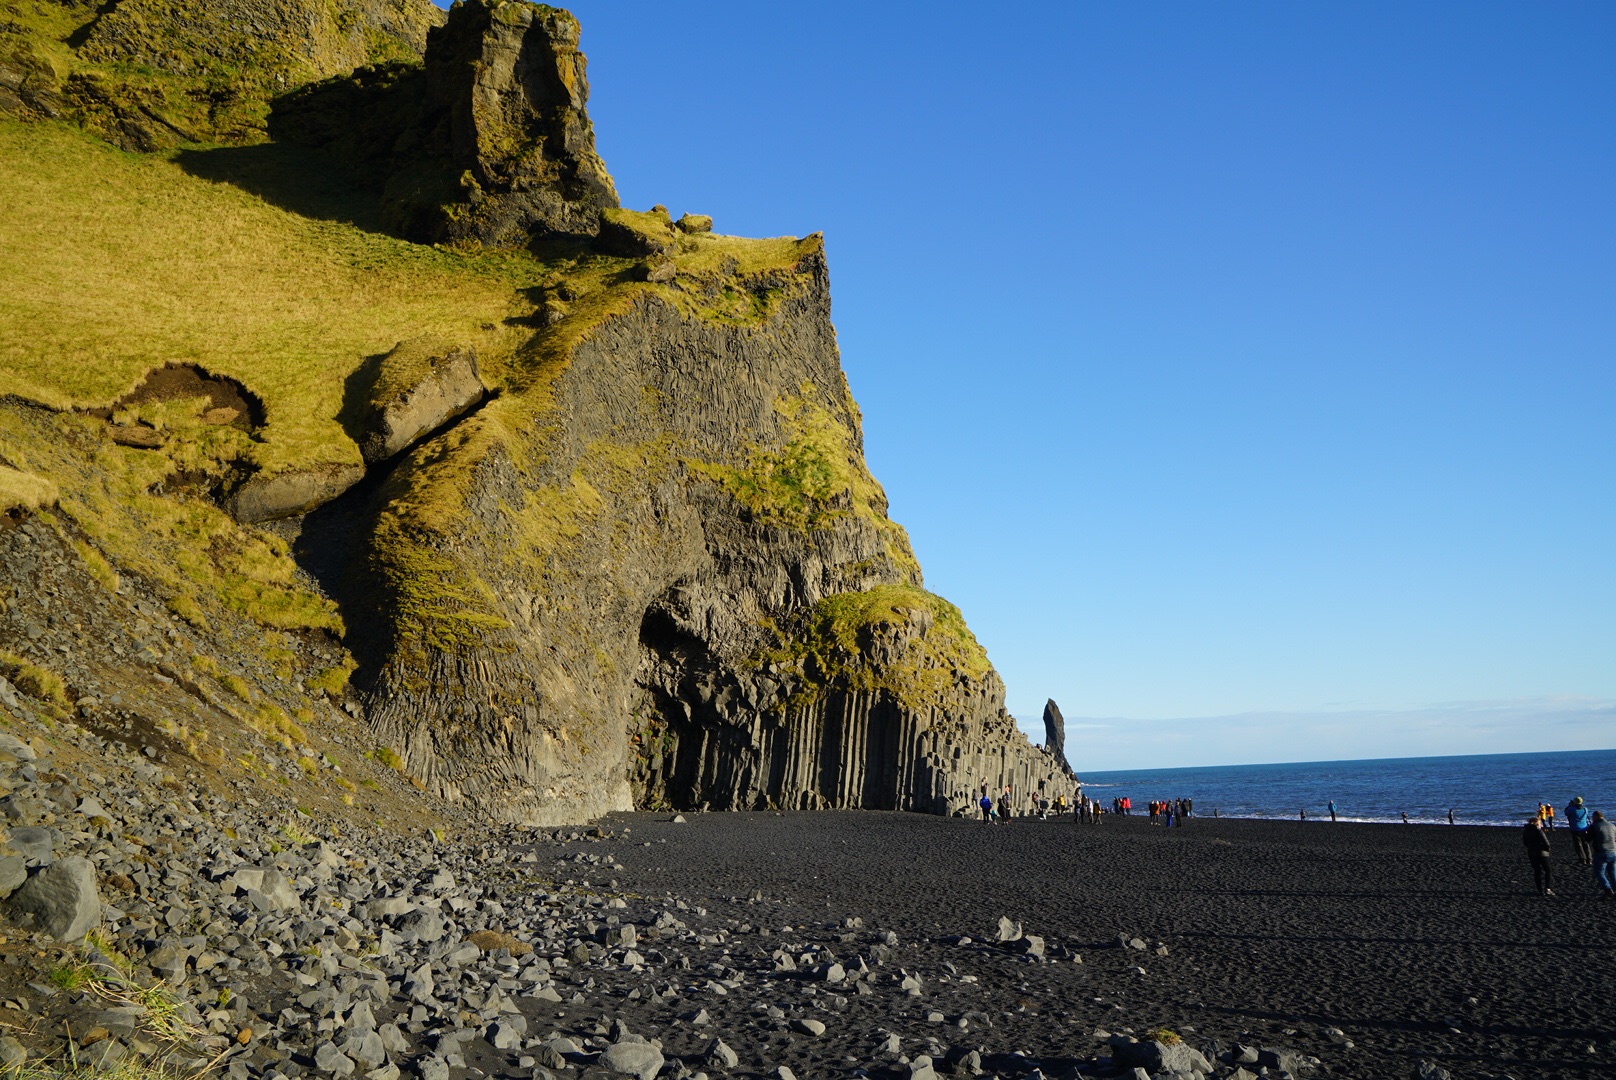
[385,0,619,245]
[362,242,1066,824]
[1041,697,1072,774]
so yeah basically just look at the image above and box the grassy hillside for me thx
[0,119,536,475]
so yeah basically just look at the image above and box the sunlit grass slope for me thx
[0,119,536,474]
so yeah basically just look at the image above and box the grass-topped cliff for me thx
[0,0,1064,828]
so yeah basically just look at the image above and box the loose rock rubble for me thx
[0,705,1340,1080]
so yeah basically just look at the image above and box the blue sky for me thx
[470,2,1615,768]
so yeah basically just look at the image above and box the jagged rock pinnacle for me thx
[404,0,620,245]
[1043,698,1074,776]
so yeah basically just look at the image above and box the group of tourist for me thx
[1522,794,1616,898]
[1145,797,1194,826]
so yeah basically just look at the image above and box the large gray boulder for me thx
[227,463,365,523]
[358,340,486,465]
[599,1041,663,1080]
[6,856,101,940]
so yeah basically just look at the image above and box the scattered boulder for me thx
[227,463,365,524]
[598,1040,663,1079]
[6,856,101,941]
[675,213,713,234]
[7,826,53,865]
[357,339,486,465]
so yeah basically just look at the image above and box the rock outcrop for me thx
[1043,697,1072,775]
[403,0,618,245]
[274,0,619,245]
[360,239,1065,823]
[2,0,1061,825]
[357,339,487,465]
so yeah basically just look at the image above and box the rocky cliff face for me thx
[0,0,1066,826]
[0,0,443,148]
[356,234,1068,824]
[273,0,620,245]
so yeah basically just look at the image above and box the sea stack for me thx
[1043,698,1073,775]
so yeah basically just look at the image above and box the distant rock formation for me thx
[1043,698,1074,775]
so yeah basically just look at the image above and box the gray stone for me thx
[7,855,100,940]
[599,1040,663,1080]
[995,916,1021,942]
[486,1018,524,1050]
[0,734,34,761]
[8,826,52,865]
[314,1041,355,1077]
[1041,698,1072,774]
[704,1039,737,1069]
[359,341,486,465]
[0,1036,24,1070]
[416,1056,449,1080]
[398,909,446,943]
[0,856,26,899]
[228,465,365,524]
[790,1018,825,1037]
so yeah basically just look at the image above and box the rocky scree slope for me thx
[0,0,1065,828]
[0,691,1325,1080]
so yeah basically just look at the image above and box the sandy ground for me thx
[561,809,1616,1079]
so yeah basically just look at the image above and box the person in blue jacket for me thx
[1566,796,1592,866]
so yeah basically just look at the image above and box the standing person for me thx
[978,791,993,824]
[1448,808,1456,825]
[997,787,1011,824]
[1566,796,1593,865]
[1328,799,1337,823]
[1546,803,1555,830]
[1523,815,1555,896]
[1401,812,1410,824]
[1299,807,1307,821]
[1590,811,1616,899]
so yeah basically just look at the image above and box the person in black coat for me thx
[1523,815,1554,896]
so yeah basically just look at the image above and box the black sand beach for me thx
[530,810,1616,1079]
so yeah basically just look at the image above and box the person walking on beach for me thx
[1589,811,1616,899]
[1523,815,1555,896]
[978,791,993,824]
[997,786,1011,823]
[1448,808,1456,825]
[1328,799,1337,823]
[1566,796,1592,865]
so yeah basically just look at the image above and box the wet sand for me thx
[587,809,1616,1079]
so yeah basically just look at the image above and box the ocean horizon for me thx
[1071,747,1616,827]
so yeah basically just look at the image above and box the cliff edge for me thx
[0,0,1068,826]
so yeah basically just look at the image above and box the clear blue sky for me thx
[460,2,1616,767]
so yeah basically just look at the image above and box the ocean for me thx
[1072,747,1616,827]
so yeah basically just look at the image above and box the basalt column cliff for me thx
[326,1,1066,822]
[0,0,1068,826]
